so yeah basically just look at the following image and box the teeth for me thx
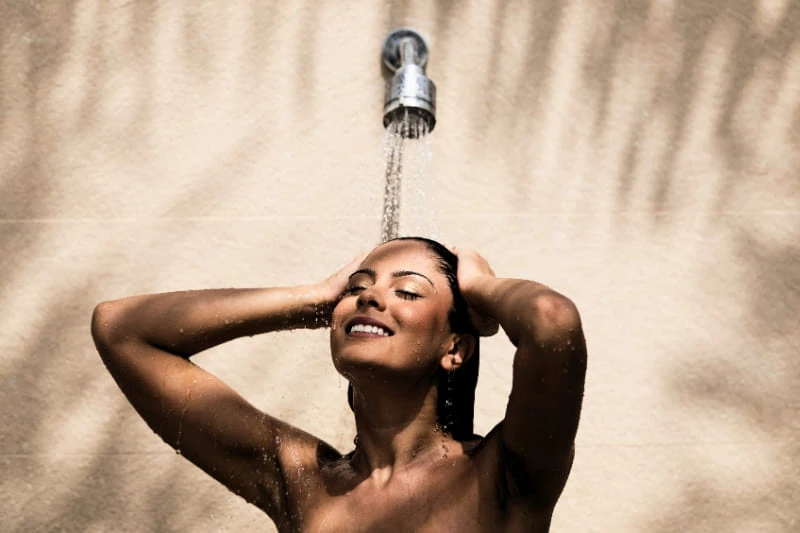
[350,323,389,336]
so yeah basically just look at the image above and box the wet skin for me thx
[92,239,586,533]
[291,241,548,531]
[330,241,457,391]
[275,430,554,533]
[276,241,576,532]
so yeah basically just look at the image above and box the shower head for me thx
[381,28,436,135]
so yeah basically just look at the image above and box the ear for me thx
[440,333,476,372]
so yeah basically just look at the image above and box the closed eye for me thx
[396,290,420,300]
[342,285,366,297]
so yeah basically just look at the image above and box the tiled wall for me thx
[2,1,798,531]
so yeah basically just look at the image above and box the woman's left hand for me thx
[451,247,500,337]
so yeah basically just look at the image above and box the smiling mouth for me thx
[345,319,394,337]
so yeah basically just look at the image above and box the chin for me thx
[333,342,413,384]
[333,343,383,370]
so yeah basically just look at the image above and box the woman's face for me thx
[330,240,455,382]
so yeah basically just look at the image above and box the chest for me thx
[288,462,502,533]
[303,481,485,532]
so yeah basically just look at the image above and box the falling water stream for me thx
[380,110,433,242]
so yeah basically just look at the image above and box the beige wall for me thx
[2,1,798,531]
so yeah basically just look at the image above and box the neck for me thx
[349,378,455,483]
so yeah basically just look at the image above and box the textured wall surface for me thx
[1,1,798,532]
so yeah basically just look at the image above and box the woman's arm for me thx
[91,257,361,517]
[93,285,335,357]
[455,249,587,505]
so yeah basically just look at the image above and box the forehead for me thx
[361,240,441,273]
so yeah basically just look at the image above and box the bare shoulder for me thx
[260,423,344,517]
[471,425,567,529]
[272,432,558,533]
[274,427,343,491]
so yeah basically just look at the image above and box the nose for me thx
[356,285,386,311]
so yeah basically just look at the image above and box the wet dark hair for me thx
[347,236,480,441]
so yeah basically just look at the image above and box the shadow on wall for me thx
[0,0,325,224]
[413,0,800,530]
[443,0,800,222]
[0,2,326,531]
[621,2,800,531]
[1,0,799,531]
[654,234,800,532]
[585,1,800,530]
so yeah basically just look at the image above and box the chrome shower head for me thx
[381,28,436,136]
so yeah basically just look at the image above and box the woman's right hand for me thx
[313,252,368,323]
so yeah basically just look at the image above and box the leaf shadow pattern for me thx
[0,2,326,532]
[652,232,800,532]
[2,1,799,532]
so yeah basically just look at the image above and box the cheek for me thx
[400,303,449,335]
[330,299,352,331]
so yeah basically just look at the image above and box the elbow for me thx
[91,299,129,351]
[529,292,583,345]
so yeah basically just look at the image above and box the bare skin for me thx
[91,240,587,532]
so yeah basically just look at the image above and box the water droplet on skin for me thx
[174,389,192,451]
[179,328,185,334]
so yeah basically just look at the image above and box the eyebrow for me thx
[349,268,435,287]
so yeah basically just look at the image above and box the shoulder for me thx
[472,423,573,509]
[272,424,344,486]
[243,419,343,522]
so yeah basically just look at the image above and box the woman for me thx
[92,237,587,532]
